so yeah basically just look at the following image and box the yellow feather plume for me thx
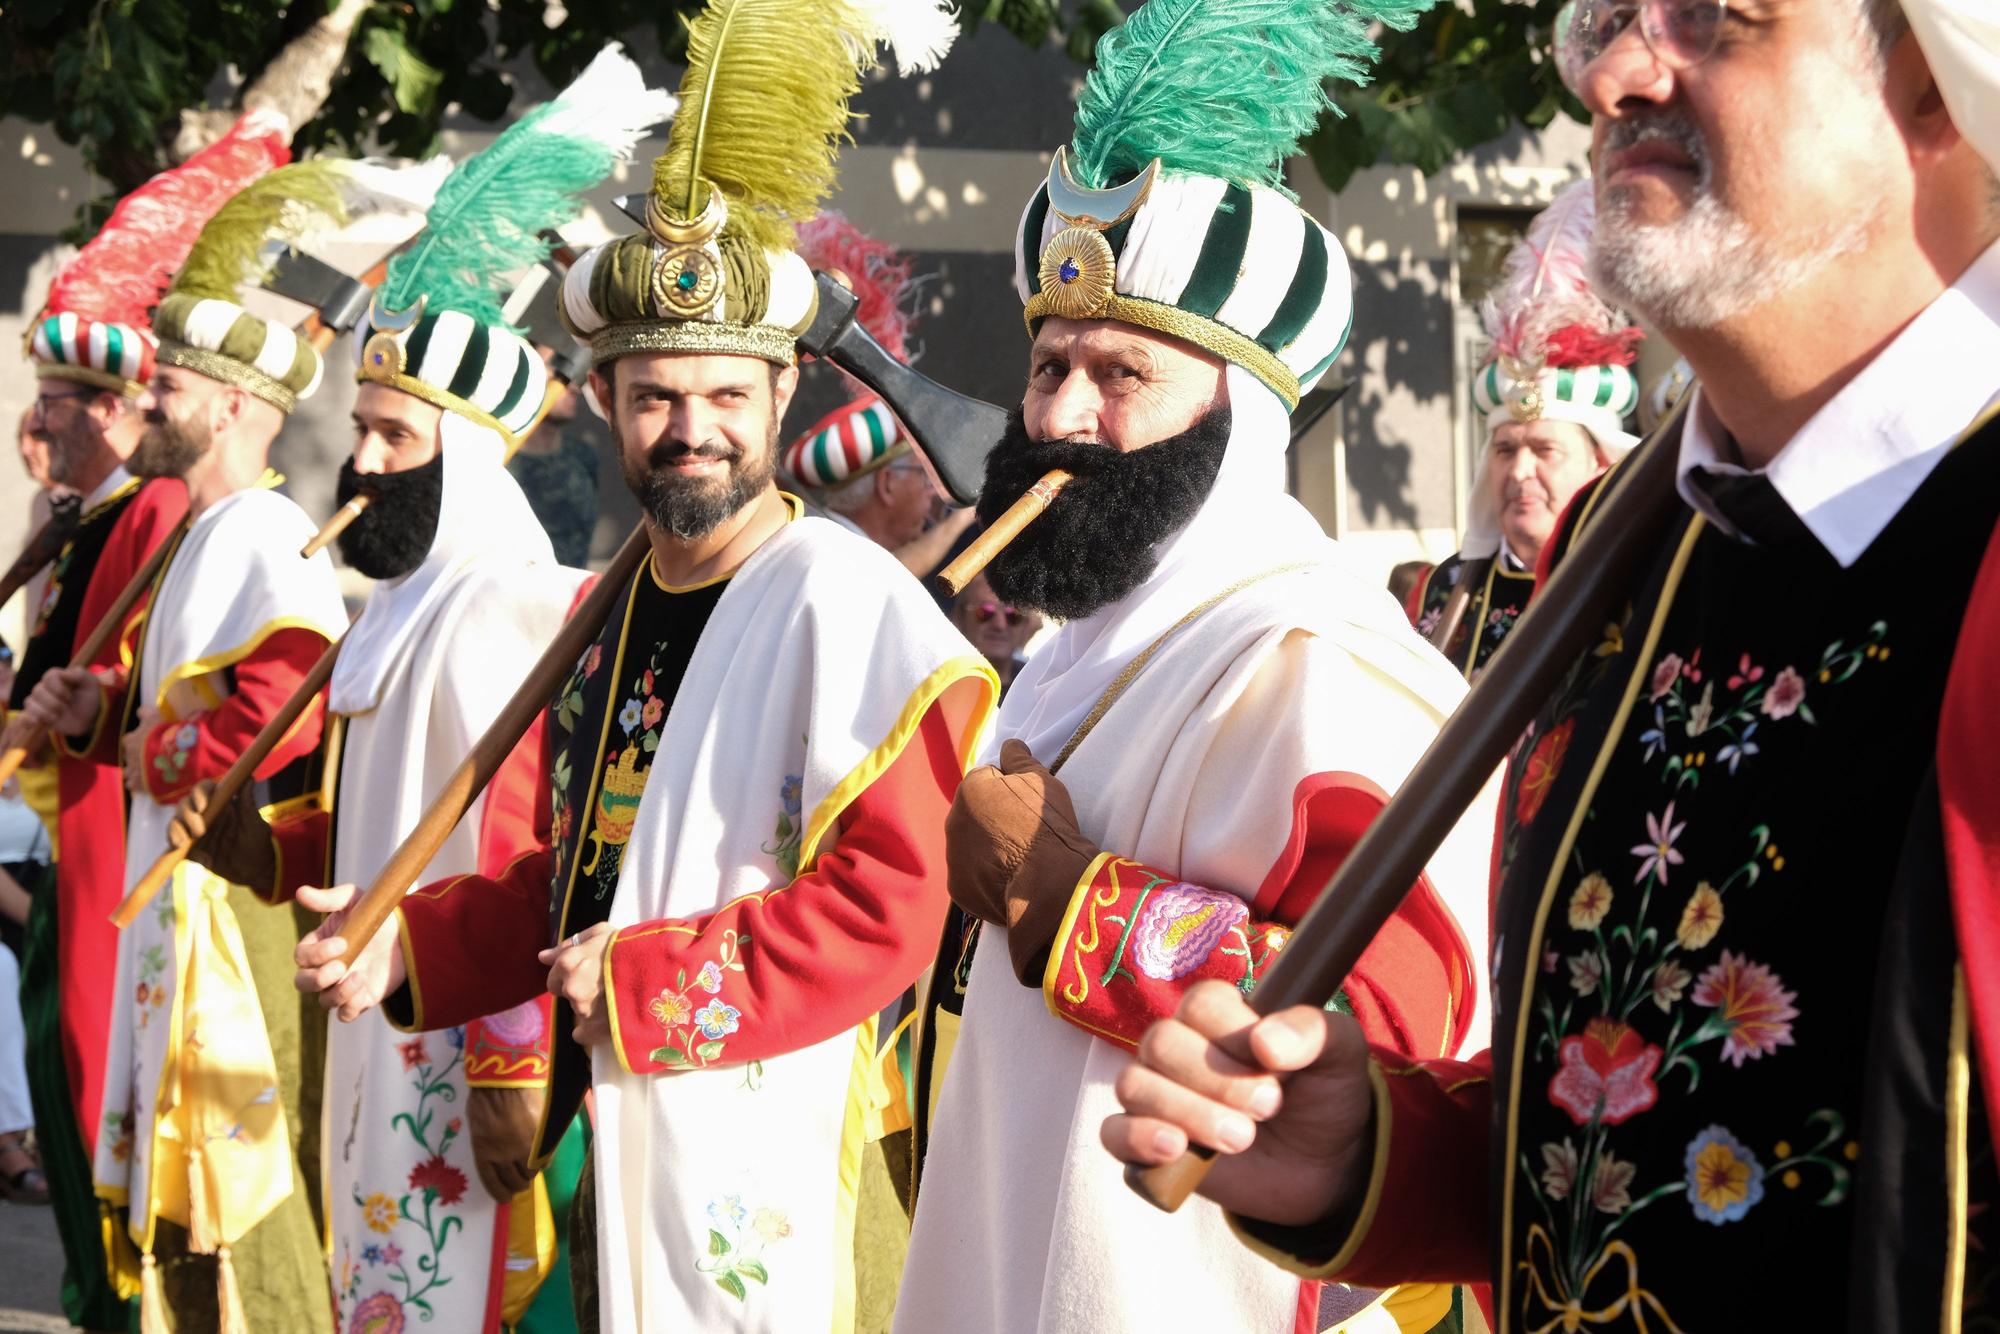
[652,0,880,256]
[171,160,353,303]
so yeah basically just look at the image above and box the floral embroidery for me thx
[1759,667,1806,720]
[151,721,201,789]
[361,1192,400,1233]
[648,929,750,1070]
[1630,802,1686,885]
[1567,952,1604,997]
[1132,884,1250,981]
[346,1291,405,1334]
[101,1110,134,1166]
[1515,719,1574,826]
[133,943,170,1032]
[1691,951,1799,1066]
[1676,882,1724,949]
[698,1195,788,1301]
[1567,873,1613,931]
[1685,1125,1764,1223]
[761,767,806,882]
[1548,1019,1662,1126]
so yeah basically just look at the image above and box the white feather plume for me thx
[1480,178,1621,368]
[843,0,961,75]
[535,43,679,158]
[341,155,453,217]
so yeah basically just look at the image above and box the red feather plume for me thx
[39,110,291,328]
[1543,323,1643,369]
[795,211,918,380]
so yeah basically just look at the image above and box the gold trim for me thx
[1022,291,1300,411]
[1497,512,1706,1322]
[587,319,797,366]
[653,244,725,319]
[355,366,522,453]
[36,363,144,398]
[1945,964,1970,1332]
[157,341,298,414]
[1034,227,1117,321]
[647,181,727,245]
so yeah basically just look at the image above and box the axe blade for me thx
[261,251,373,335]
[797,273,1004,507]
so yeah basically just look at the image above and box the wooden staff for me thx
[1425,557,1491,661]
[111,635,342,927]
[0,499,82,615]
[329,523,651,958]
[0,516,190,789]
[938,469,1070,596]
[1126,418,1685,1213]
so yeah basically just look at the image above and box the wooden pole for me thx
[329,523,651,958]
[0,503,82,616]
[938,469,1070,597]
[111,634,342,927]
[1124,420,1686,1213]
[0,516,190,789]
[1425,557,1491,663]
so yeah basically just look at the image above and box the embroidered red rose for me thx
[1515,719,1575,825]
[1549,1018,1662,1126]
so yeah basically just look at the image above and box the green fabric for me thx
[149,885,332,1333]
[1178,184,1255,319]
[20,862,137,1332]
[516,1116,589,1334]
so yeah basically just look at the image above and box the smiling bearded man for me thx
[892,3,1499,1333]
[1102,2,2000,1331]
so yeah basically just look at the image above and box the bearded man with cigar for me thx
[893,3,1497,1331]
[287,5,996,1328]
[1104,2,2000,1330]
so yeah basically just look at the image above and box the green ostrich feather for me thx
[171,160,351,302]
[1070,0,1435,197]
[652,0,877,258]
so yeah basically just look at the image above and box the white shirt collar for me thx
[82,465,132,512]
[1675,237,2000,567]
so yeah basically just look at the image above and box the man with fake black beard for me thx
[1102,3,2000,1330]
[288,9,997,1325]
[893,4,1496,1331]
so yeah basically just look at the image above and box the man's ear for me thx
[770,362,800,420]
[86,390,124,433]
[1891,26,1962,167]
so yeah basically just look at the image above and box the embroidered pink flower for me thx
[1727,654,1765,690]
[1761,666,1807,720]
[650,990,691,1028]
[1549,1018,1663,1126]
[347,1291,404,1334]
[584,645,603,676]
[696,961,725,994]
[395,1037,429,1071]
[1132,884,1249,981]
[1693,951,1798,1066]
[1649,653,1684,702]
[407,1155,468,1207]
[1631,802,1686,885]
[479,1001,545,1048]
[641,696,665,730]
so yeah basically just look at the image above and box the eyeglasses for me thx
[969,601,1025,626]
[31,389,91,414]
[1559,0,1728,79]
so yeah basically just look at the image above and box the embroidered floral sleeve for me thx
[599,704,960,1077]
[135,625,332,805]
[463,996,554,1087]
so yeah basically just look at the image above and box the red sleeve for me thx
[1044,773,1476,1061]
[599,702,959,1075]
[464,710,558,1087]
[1400,566,1434,626]
[139,625,331,804]
[266,800,331,905]
[392,845,556,1033]
[59,481,188,765]
[1228,1049,1492,1286]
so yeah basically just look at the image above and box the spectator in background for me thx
[0,649,48,1205]
[785,393,978,576]
[1384,559,1431,609]
[506,353,600,567]
[949,572,1041,697]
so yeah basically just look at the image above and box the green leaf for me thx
[364,27,445,116]
[650,1046,690,1066]
[707,1228,731,1256]
[696,1041,725,1061]
[715,1270,748,1301]
[738,1259,769,1285]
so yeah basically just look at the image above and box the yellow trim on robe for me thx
[830,1016,877,1334]
[152,617,336,716]
[1944,965,1970,1333]
[646,492,804,594]
[603,933,635,1075]
[1041,850,1119,1017]
[394,907,428,1033]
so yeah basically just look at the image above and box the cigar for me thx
[938,469,1071,597]
[302,494,370,560]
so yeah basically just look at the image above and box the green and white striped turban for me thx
[1471,358,1640,448]
[358,308,549,450]
[152,293,323,415]
[29,313,154,398]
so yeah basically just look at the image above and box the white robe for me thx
[590,515,994,1333]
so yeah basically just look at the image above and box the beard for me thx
[334,453,444,580]
[128,407,211,480]
[977,405,1231,623]
[1592,110,1872,331]
[614,415,777,541]
[37,415,92,489]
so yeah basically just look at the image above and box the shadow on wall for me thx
[1338,254,1455,531]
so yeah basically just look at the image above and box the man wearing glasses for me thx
[1103,3,2000,1329]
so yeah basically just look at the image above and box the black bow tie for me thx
[1683,467,1818,549]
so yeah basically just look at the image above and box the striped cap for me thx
[152,294,322,414]
[357,307,549,449]
[783,394,909,490]
[29,313,154,397]
[1471,357,1640,445]
[1015,165,1352,411]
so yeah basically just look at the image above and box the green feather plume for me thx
[1070,0,1435,197]
[653,0,879,257]
[170,160,352,302]
[383,46,674,328]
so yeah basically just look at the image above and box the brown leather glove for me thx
[945,738,1100,987]
[467,1084,545,1204]
[169,780,278,892]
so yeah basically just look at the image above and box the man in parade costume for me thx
[1104,3,2000,1330]
[21,152,355,1330]
[1406,180,1641,678]
[6,113,281,1334]
[895,3,1495,1331]
[166,50,670,1333]
[290,3,995,1329]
